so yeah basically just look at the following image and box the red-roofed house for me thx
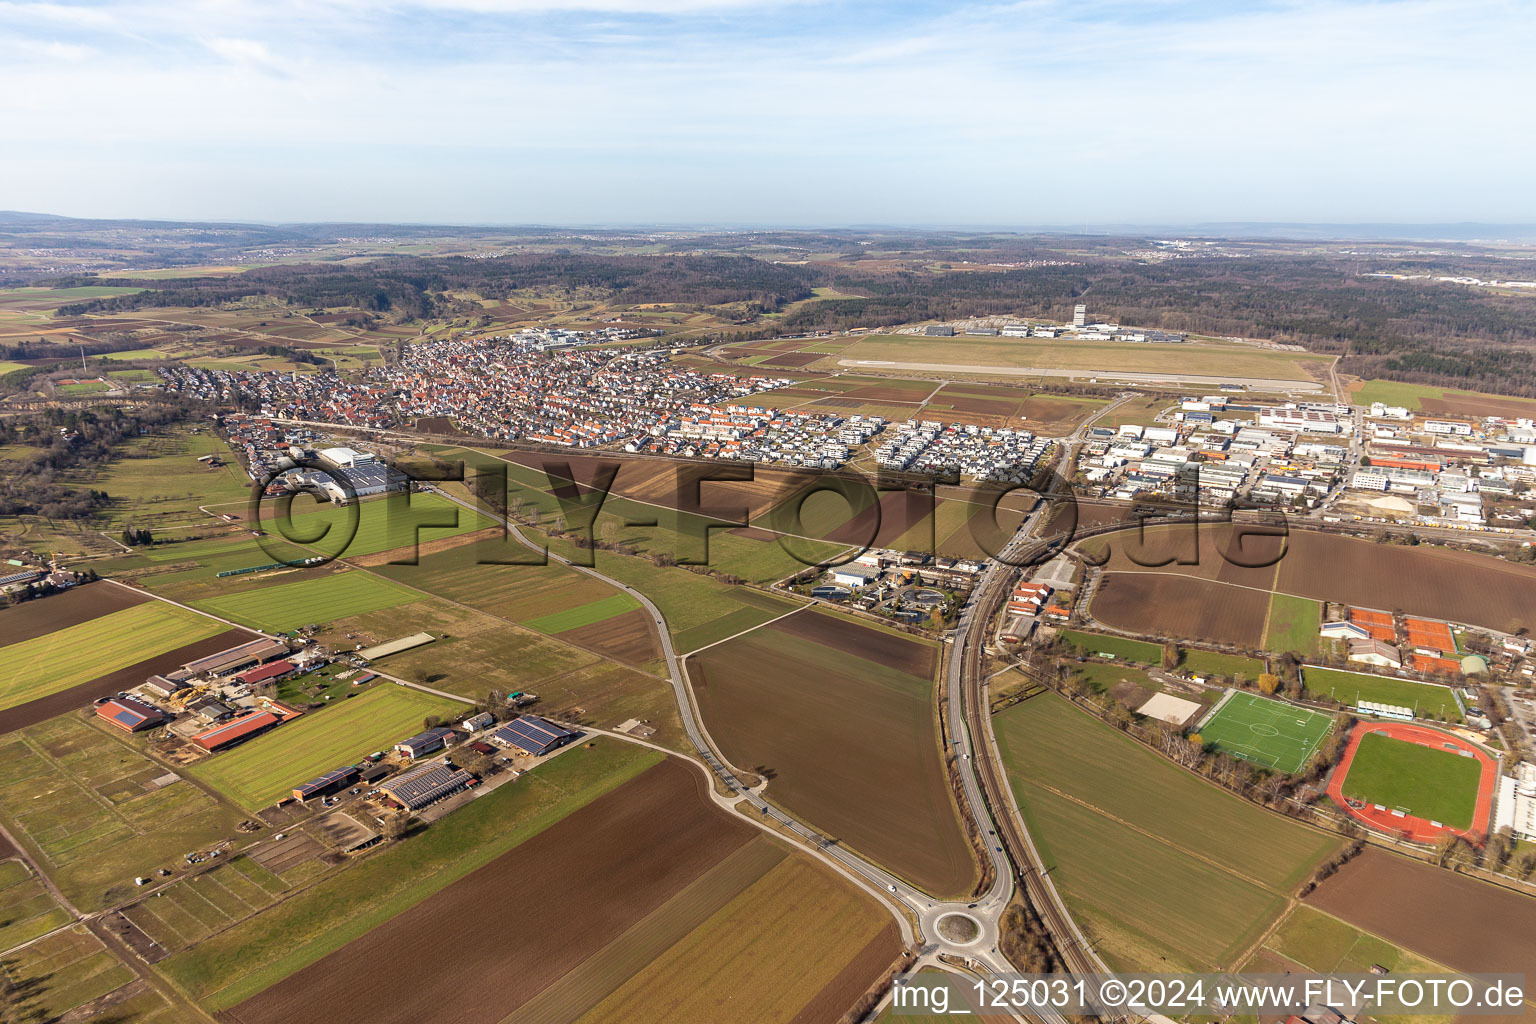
[192,711,279,752]
[235,660,297,687]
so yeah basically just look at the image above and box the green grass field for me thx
[260,492,495,561]
[1253,904,1449,980]
[524,592,640,634]
[1302,666,1464,722]
[994,694,1339,970]
[56,381,112,394]
[1058,629,1162,664]
[162,740,663,1010]
[0,600,225,711]
[1353,378,1536,416]
[190,686,465,809]
[191,569,420,632]
[1179,648,1265,680]
[1264,593,1321,656]
[1194,691,1334,774]
[1341,732,1482,829]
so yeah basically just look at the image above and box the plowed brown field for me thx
[560,607,661,664]
[1083,524,1536,634]
[770,608,936,676]
[224,759,753,1024]
[0,583,148,643]
[1091,573,1269,647]
[1306,848,1536,975]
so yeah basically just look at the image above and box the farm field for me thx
[190,686,464,809]
[0,599,226,711]
[994,694,1340,970]
[689,608,977,896]
[191,568,421,632]
[1083,523,1536,635]
[162,740,665,1009]
[1352,378,1536,419]
[0,581,148,643]
[1091,572,1270,648]
[1301,666,1464,722]
[249,491,498,562]
[524,592,641,634]
[0,925,151,1023]
[1056,629,1161,664]
[1340,731,1482,829]
[1193,692,1334,774]
[0,715,247,911]
[1307,848,1536,976]
[1263,592,1321,655]
[0,858,72,950]
[215,755,895,1024]
[68,428,252,530]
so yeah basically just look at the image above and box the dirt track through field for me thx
[223,758,755,1024]
[0,627,250,737]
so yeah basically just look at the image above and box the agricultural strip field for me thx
[1339,731,1482,829]
[1245,903,1451,999]
[688,608,978,896]
[191,569,421,632]
[1263,592,1321,655]
[0,925,146,1023]
[1056,629,1161,664]
[0,626,248,738]
[1091,573,1270,648]
[250,491,498,562]
[1307,848,1536,975]
[0,582,148,643]
[0,858,72,950]
[0,715,247,911]
[1301,666,1464,722]
[1083,523,1536,635]
[1193,692,1334,774]
[0,599,226,711]
[524,592,640,634]
[994,694,1340,971]
[163,740,665,1009]
[1178,648,1265,680]
[220,755,894,1024]
[190,686,465,809]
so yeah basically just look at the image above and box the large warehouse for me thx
[492,716,578,757]
[379,763,475,810]
[192,710,280,752]
[183,638,290,678]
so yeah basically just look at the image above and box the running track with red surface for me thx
[1326,720,1497,844]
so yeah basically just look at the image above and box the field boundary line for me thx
[679,605,808,658]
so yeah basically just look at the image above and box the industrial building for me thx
[95,695,167,732]
[379,763,476,810]
[182,638,290,678]
[192,710,281,752]
[492,716,578,757]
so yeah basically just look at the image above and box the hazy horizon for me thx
[2,0,1532,225]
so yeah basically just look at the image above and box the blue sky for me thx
[0,0,1532,225]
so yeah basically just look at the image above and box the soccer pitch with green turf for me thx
[190,685,465,809]
[192,570,419,632]
[0,601,225,711]
[1194,692,1333,774]
[1340,732,1481,830]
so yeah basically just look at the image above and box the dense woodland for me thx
[40,238,1536,396]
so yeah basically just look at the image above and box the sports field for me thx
[190,686,465,809]
[0,600,225,711]
[1301,666,1463,722]
[192,569,420,632]
[1340,732,1482,830]
[1194,692,1333,774]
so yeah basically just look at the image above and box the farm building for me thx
[292,765,361,803]
[359,764,394,785]
[356,632,435,661]
[141,674,188,700]
[183,638,289,678]
[95,695,167,733]
[830,565,881,588]
[379,763,476,810]
[235,659,298,687]
[461,712,495,732]
[394,726,456,759]
[492,716,578,756]
[192,710,280,752]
